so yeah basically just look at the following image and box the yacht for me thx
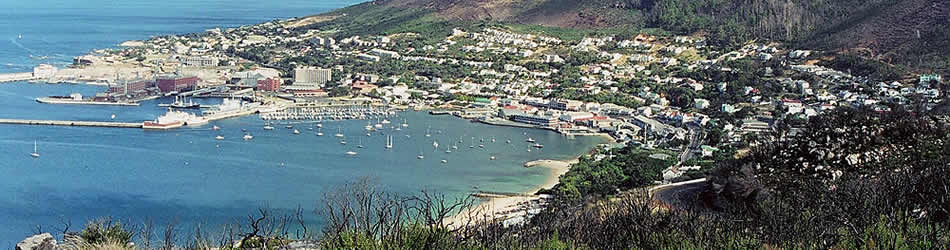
[215,135,225,140]
[30,141,39,158]
[441,159,448,163]
[526,137,536,143]
[417,153,425,159]
[212,125,221,131]
[490,156,496,160]
[533,143,544,148]
[401,119,409,127]
[346,151,358,156]
[243,134,254,140]
[293,129,301,135]
[285,125,293,129]
[316,128,324,136]
[335,127,344,138]
[316,123,323,128]
[358,138,364,148]
[264,125,275,130]
[385,135,393,149]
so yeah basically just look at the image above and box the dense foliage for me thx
[547,147,674,201]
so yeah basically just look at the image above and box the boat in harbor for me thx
[335,127,344,138]
[385,135,393,149]
[316,127,324,136]
[293,129,301,135]
[212,125,221,131]
[526,137,536,143]
[264,125,275,130]
[144,108,206,129]
[243,134,254,140]
[215,135,224,140]
[358,138,364,148]
[533,143,544,148]
[346,151,358,156]
[441,159,447,163]
[30,141,39,158]
[159,96,200,109]
[401,119,409,127]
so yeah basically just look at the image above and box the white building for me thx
[294,67,332,87]
[33,64,57,78]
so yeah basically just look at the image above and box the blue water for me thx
[0,0,605,246]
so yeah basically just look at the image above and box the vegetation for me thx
[547,147,675,201]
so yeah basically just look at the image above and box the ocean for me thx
[0,0,604,246]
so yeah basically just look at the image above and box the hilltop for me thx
[301,0,949,75]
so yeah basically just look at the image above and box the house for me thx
[694,98,710,109]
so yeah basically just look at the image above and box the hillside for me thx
[311,0,950,74]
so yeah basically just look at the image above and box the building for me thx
[32,64,57,78]
[499,108,558,127]
[256,78,281,92]
[182,56,219,67]
[369,48,400,59]
[549,99,583,111]
[293,89,328,98]
[109,80,151,96]
[294,67,332,87]
[156,75,198,93]
[356,73,380,83]
[560,112,595,122]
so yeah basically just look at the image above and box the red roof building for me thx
[156,76,198,93]
[257,78,281,92]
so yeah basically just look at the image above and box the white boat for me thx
[215,135,225,140]
[490,156,496,160]
[425,127,431,137]
[433,141,439,149]
[316,128,324,136]
[381,119,391,124]
[533,143,544,148]
[346,151,358,156]
[213,125,221,131]
[491,137,496,143]
[335,127,344,138]
[340,140,347,145]
[293,129,301,135]
[526,138,536,143]
[358,138,364,148]
[30,141,39,158]
[264,126,275,130]
[111,114,116,119]
[441,159,447,163]
[316,123,323,128]
[385,135,393,149]
[478,144,485,148]
[417,154,424,159]
[401,119,409,127]
[143,108,200,130]
[243,134,254,140]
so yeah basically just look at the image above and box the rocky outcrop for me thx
[16,233,57,250]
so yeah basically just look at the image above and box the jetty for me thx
[0,119,142,128]
[0,72,36,83]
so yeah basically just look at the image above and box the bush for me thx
[79,218,134,246]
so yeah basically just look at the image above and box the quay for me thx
[0,119,142,128]
[0,72,37,83]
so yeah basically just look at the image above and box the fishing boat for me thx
[30,141,39,158]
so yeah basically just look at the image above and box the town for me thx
[7,16,945,182]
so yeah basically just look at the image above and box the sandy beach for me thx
[446,158,579,229]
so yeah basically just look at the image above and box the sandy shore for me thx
[446,158,578,229]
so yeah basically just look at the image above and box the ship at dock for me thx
[202,98,252,116]
[143,108,208,129]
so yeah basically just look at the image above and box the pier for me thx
[0,72,37,83]
[0,119,142,128]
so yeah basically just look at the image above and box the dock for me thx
[0,72,37,83]
[0,119,142,128]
